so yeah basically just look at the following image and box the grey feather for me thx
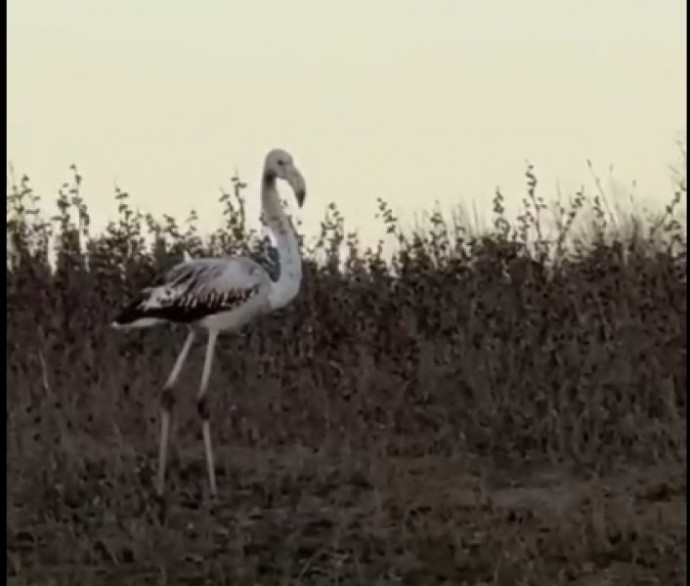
[114,257,272,325]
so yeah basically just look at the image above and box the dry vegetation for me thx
[7,162,687,585]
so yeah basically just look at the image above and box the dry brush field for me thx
[7,168,687,585]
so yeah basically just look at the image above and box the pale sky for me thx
[7,0,687,246]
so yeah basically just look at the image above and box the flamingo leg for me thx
[157,328,196,497]
[196,330,219,498]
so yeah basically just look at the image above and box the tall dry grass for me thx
[6,161,687,584]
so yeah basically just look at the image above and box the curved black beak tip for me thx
[296,189,306,207]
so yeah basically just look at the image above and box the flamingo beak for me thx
[286,169,306,208]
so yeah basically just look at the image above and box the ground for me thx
[7,444,685,585]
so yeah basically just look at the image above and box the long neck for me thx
[262,173,302,310]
